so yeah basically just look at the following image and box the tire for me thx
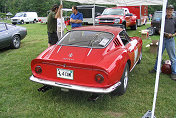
[12,23,16,25]
[148,27,155,36]
[11,35,21,49]
[33,19,36,23]
[21,20,24,24]
[131,23,137,30]
[137,52,142,64]
[111,63,129,96]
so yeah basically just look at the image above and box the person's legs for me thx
[48,32,52,47]
[48,32,58,47]
[153,39,166,71]
[166,37,176,74]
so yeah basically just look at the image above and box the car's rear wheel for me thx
[137,52,142,64]
[11,35,21,49]
[111,63,129,96]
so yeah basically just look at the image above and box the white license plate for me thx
[57,68,74,80]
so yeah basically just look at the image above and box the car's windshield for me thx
[102,9,124,15]
[153,12,176,20]
[58,31,114,48]
[15,13,24,17]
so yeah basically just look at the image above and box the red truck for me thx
[118,6,148,26]
[95,6,148,30]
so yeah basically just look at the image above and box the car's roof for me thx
[72,26,123,34]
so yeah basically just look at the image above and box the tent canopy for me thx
[63,0,163,6]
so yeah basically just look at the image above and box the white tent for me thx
[62,0,163,6]
[61,0,167,117]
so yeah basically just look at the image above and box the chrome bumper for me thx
[29,75,121,94]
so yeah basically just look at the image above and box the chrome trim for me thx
[57,45,62,53]
[130,52,141,72]
[29,75,121,94]
[41,62,109,75]
[87,48,92,56]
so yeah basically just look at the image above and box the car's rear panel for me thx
[31,59,110,88]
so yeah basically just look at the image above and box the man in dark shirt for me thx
[47,4,59,47]
[150,5,176,81]
[70,6,83,29]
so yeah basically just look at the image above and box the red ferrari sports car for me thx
[30,26,142,95]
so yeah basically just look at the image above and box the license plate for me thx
[57,68,73,80]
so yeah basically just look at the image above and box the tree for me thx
[0,0,176,17]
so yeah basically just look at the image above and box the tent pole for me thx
[93,3,95,26]
[151,0,167,117]
[61,0,63,37]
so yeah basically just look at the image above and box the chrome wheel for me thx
[124,68,128,89]
[111,63,129,96]
[11,35,21,49]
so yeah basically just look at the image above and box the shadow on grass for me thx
[0,47,12,53]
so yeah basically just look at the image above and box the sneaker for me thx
[171,74,176,81]
[149,69,156,73]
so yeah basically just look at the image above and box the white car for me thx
[11,12,38,25]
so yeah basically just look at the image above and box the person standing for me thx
[47,4,59,47]
[150,5,176,81]
[70,6,83,29]
[55,5,68,39]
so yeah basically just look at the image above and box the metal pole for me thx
[93,3,95,26]
[61,0,63,37]
[151,0,167,117]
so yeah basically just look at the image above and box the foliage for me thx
[148,1,176,14]
[0,13,6,18]
[1,0,176,17]
[0,0,80,17]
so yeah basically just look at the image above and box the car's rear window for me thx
[57,30,114,48]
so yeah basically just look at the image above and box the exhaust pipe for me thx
[38,85,53,92]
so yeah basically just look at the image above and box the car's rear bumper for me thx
[29,75,121,94]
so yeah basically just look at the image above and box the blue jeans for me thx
[154,37,176,74]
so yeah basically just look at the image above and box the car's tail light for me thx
[35,66,42,74]
[95,74,104,83]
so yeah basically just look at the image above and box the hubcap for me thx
[13,36,20,48]
[124,69,128,89]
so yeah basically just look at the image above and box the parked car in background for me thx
[117,6,148,26]
[77,5,106,24]
[11,12,38,25]
[30,26,142,96]
[150,11,176,35]
[95,7,138,30]
[0,22,27,49]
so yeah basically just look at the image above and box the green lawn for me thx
[0,22,176,118]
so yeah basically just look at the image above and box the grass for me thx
[0,22,176,118]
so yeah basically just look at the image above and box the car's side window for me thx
[119,31,131,45]
[0,24,7,32]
